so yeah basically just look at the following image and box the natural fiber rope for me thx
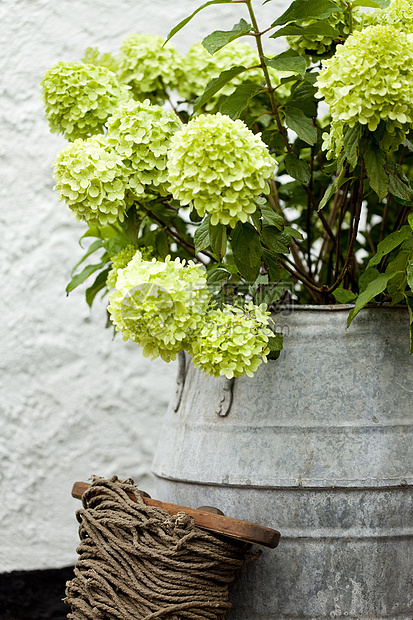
[65,476,256,619]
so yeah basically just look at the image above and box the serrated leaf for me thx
[207,267,231,290]
[193,66,247,114]
[66,261,108,293]
[343,123,363,169]
[285,107,317,146]
[154,229,169,260]
[231,222,262,282]
[85,268,110,308]
[364,145,388,201]
[284,153,311,185]
[209,221,227,260]
[388,163,413,202]
[272,0,339,26]
[367,226,413,267]
[263,249,282,283]
[260,204,284,229]
[102,233,132,257]
[409,212,413,231]
[194,216,211,254]
[165,0,233,44]
[202,19,252,54]
[265,49,306,76]
[271,21,338,39]
[284,225,303,240]
[359,266,380,293]
[347,271,398,327]
[220,82,260,119]
[332,288,357,304]
[262,226,291,254]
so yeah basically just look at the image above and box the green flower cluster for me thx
[189,302,273,379]
[177,41,283,110]
[41,61,130,140]
[316,25,413,156]
[81,47,119,74]
[106,245,138,289]
[287,1,356,59]
[363,0,413,32]
[107,253,210,362]
[107,100,182,197]
[53,136,129,225]
[116,34,183,101]
[167,113,275,227]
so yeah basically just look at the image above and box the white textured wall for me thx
[0,0,287,572]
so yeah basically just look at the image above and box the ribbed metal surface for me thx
[152,306,413,618]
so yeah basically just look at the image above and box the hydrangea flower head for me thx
[365,0,413,32]
[188,302,273,379]
[116,34,183,102]
[53,136,129,225]
[178,41,284,109]
[107,253,211,362]
[316,25,413,154]
[107,100,182,196]
[167,113,276,227]
[41,61,130,140]
[106,245,138,289]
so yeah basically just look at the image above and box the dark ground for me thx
[0,567,74,620]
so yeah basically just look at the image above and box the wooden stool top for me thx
[72,481,280,549]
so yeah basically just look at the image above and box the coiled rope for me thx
[65,476,255,619]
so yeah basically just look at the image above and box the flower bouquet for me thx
[42,0,413,379]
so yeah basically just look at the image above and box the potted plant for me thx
[41,0,413,617]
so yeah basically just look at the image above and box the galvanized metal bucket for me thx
[152,306,413,619]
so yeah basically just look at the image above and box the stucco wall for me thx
[1,0,287,572]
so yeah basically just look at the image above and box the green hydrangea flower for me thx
[107,100,182,197]
[107,245,138,289]
[41,61,130,141]
[178,41,284,110]
[53,136,129,225]
[116,34,183,102]
[188,302,273,379]
[363,0,413,32]
[81,47,119,74]
[316,25,413,156]
[167,113,276,227]
[107,253,211,362]
[287,1,359,59]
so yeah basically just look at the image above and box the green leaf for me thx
[359,266,380,293]
[265,50,306,77]
[285,107,317,146]
[231,222,262,282]
[284,153,311,185]
[271,21,338,39]
[387,163,413,202]
[207,267,231,290]
[284,225,303,240]
[263,249,282,283]
[261,226,291,254]
[165,0,233,44]
[193,66,247,114]
[154,229,169,260]
[367,226,413,267]
[409,212,413,231]
[66,261,108,294]
[102,233,132,257]
[85,268,110,308]
[364,145,388,201]
[343,123,363,169]
[332,287,357,304]
[272,0,339,26]
[347,271,397,327]
[260,204,284,229]
[220,82,260,119]
[71,239,103,276]
[194,216,211,254]
[318,169,350,211]
[407,259,413,292]
[351,0,390,7]
[202,19,252,54]
[209,221,227,260]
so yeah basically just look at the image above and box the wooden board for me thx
[72,481,280,549]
